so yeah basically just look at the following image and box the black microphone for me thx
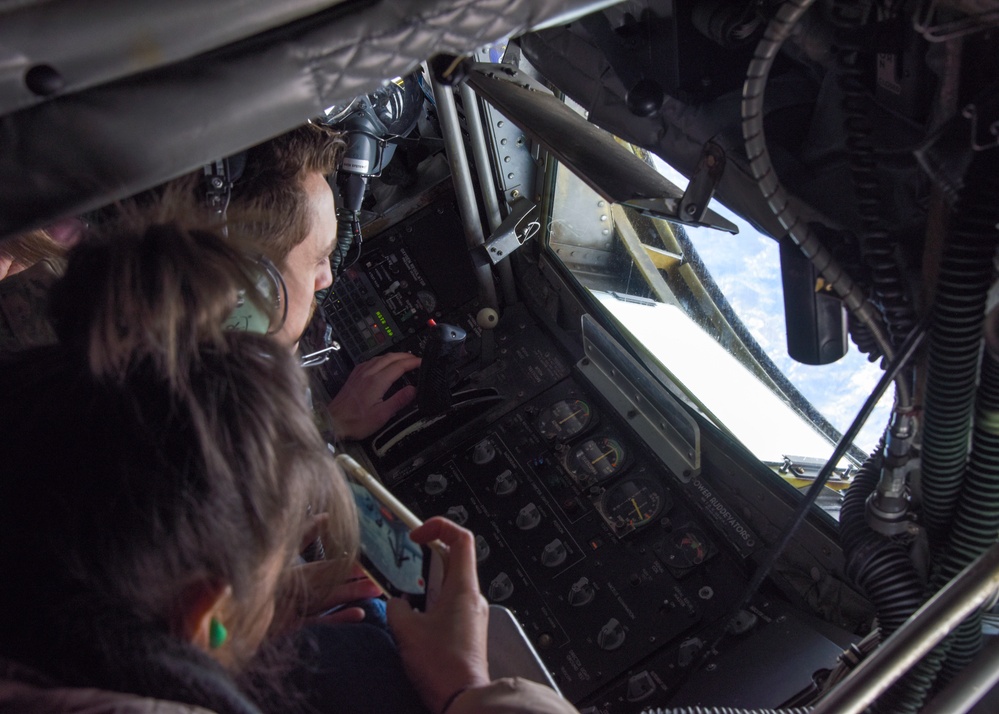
[332,113,383,281]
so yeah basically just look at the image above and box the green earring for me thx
[209,617,228,649]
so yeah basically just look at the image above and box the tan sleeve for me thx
[447,678,578,714]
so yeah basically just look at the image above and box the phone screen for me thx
[349,480,430,608]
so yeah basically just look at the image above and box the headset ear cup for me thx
[222,256,288,335]
[224,289,272,334]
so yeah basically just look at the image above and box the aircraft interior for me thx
[2,1,999,713]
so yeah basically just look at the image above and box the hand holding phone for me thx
[385,517,492,714]
[336,454,443,611]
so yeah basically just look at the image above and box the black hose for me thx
[642,708,812,714]
[839,444,926,638]
[848,314,884,364]
[891,151,999,713]
[937,341,999,682]
[838,442,882,554]
[848,546,926,638]
[919,156,999,549]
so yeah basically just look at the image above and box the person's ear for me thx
[176,580,234,653]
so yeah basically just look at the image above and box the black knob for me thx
[25,64,64,97]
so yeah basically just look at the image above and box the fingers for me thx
[385,594,415,622]
[409,517,479,597]
[360,351,422,378]
[409,515,472,548]
[346,561,370,580]
[351,385,416,439]
[350,353,421,391]
[356,355,421,401]
[378,384,417,417]
[326,351,422,440]
[312,605,367,626]
[296,560,385,612]
[386,520,491,714]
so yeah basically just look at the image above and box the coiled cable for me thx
[741,0,911,408]
[830,0,918,359]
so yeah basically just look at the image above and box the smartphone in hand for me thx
[336,454,443,611]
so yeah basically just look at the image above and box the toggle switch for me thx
[626,671,656,702]
[475,534,491,563]
[472,438,496,464]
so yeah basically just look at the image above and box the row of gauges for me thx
[536,398,670,536]
[537,398,628,484]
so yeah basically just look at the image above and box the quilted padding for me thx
[0,0,600,237]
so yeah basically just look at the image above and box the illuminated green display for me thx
[375,310,394,337]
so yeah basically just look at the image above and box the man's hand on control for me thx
[327,352,421,440]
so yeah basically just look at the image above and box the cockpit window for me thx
[543,140,891,482]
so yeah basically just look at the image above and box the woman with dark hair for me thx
[0,220,576,714]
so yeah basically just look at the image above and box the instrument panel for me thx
[309,192,854,712]
[382,376,747,704]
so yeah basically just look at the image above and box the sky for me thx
[634,160,893,458]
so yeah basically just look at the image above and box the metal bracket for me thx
[626,141,731,229]
[678,142,726,223]
[300,322,341,368]
[483,199,539,264]
[964,94,999,151]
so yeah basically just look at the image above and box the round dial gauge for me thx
[564,436,627,484]
[670,528,711,568]
[599,476,669,531]
[536,398,593,441]
[416,290,437,313]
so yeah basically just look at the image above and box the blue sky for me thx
[667,173,892,457]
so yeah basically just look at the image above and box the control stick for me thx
[416,320,467,418]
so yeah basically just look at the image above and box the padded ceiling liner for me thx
[0,0,604,238]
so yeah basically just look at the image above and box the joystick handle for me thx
[416,321,466,417]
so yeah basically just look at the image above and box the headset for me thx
[203,154,289,336]
[222,254,288,335]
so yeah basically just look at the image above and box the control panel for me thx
[309,191,852,712]
[383,376,748,704]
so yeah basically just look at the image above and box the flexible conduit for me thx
[642,707,811,714]
[741,0,910,409]
[941,349,999,680]
[839,444,926,642]
[919,157,999,545]
[888,157,999,711]
[831,0,917,356]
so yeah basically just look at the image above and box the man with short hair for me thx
[227,124,420,440]
[217,127,433,713]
